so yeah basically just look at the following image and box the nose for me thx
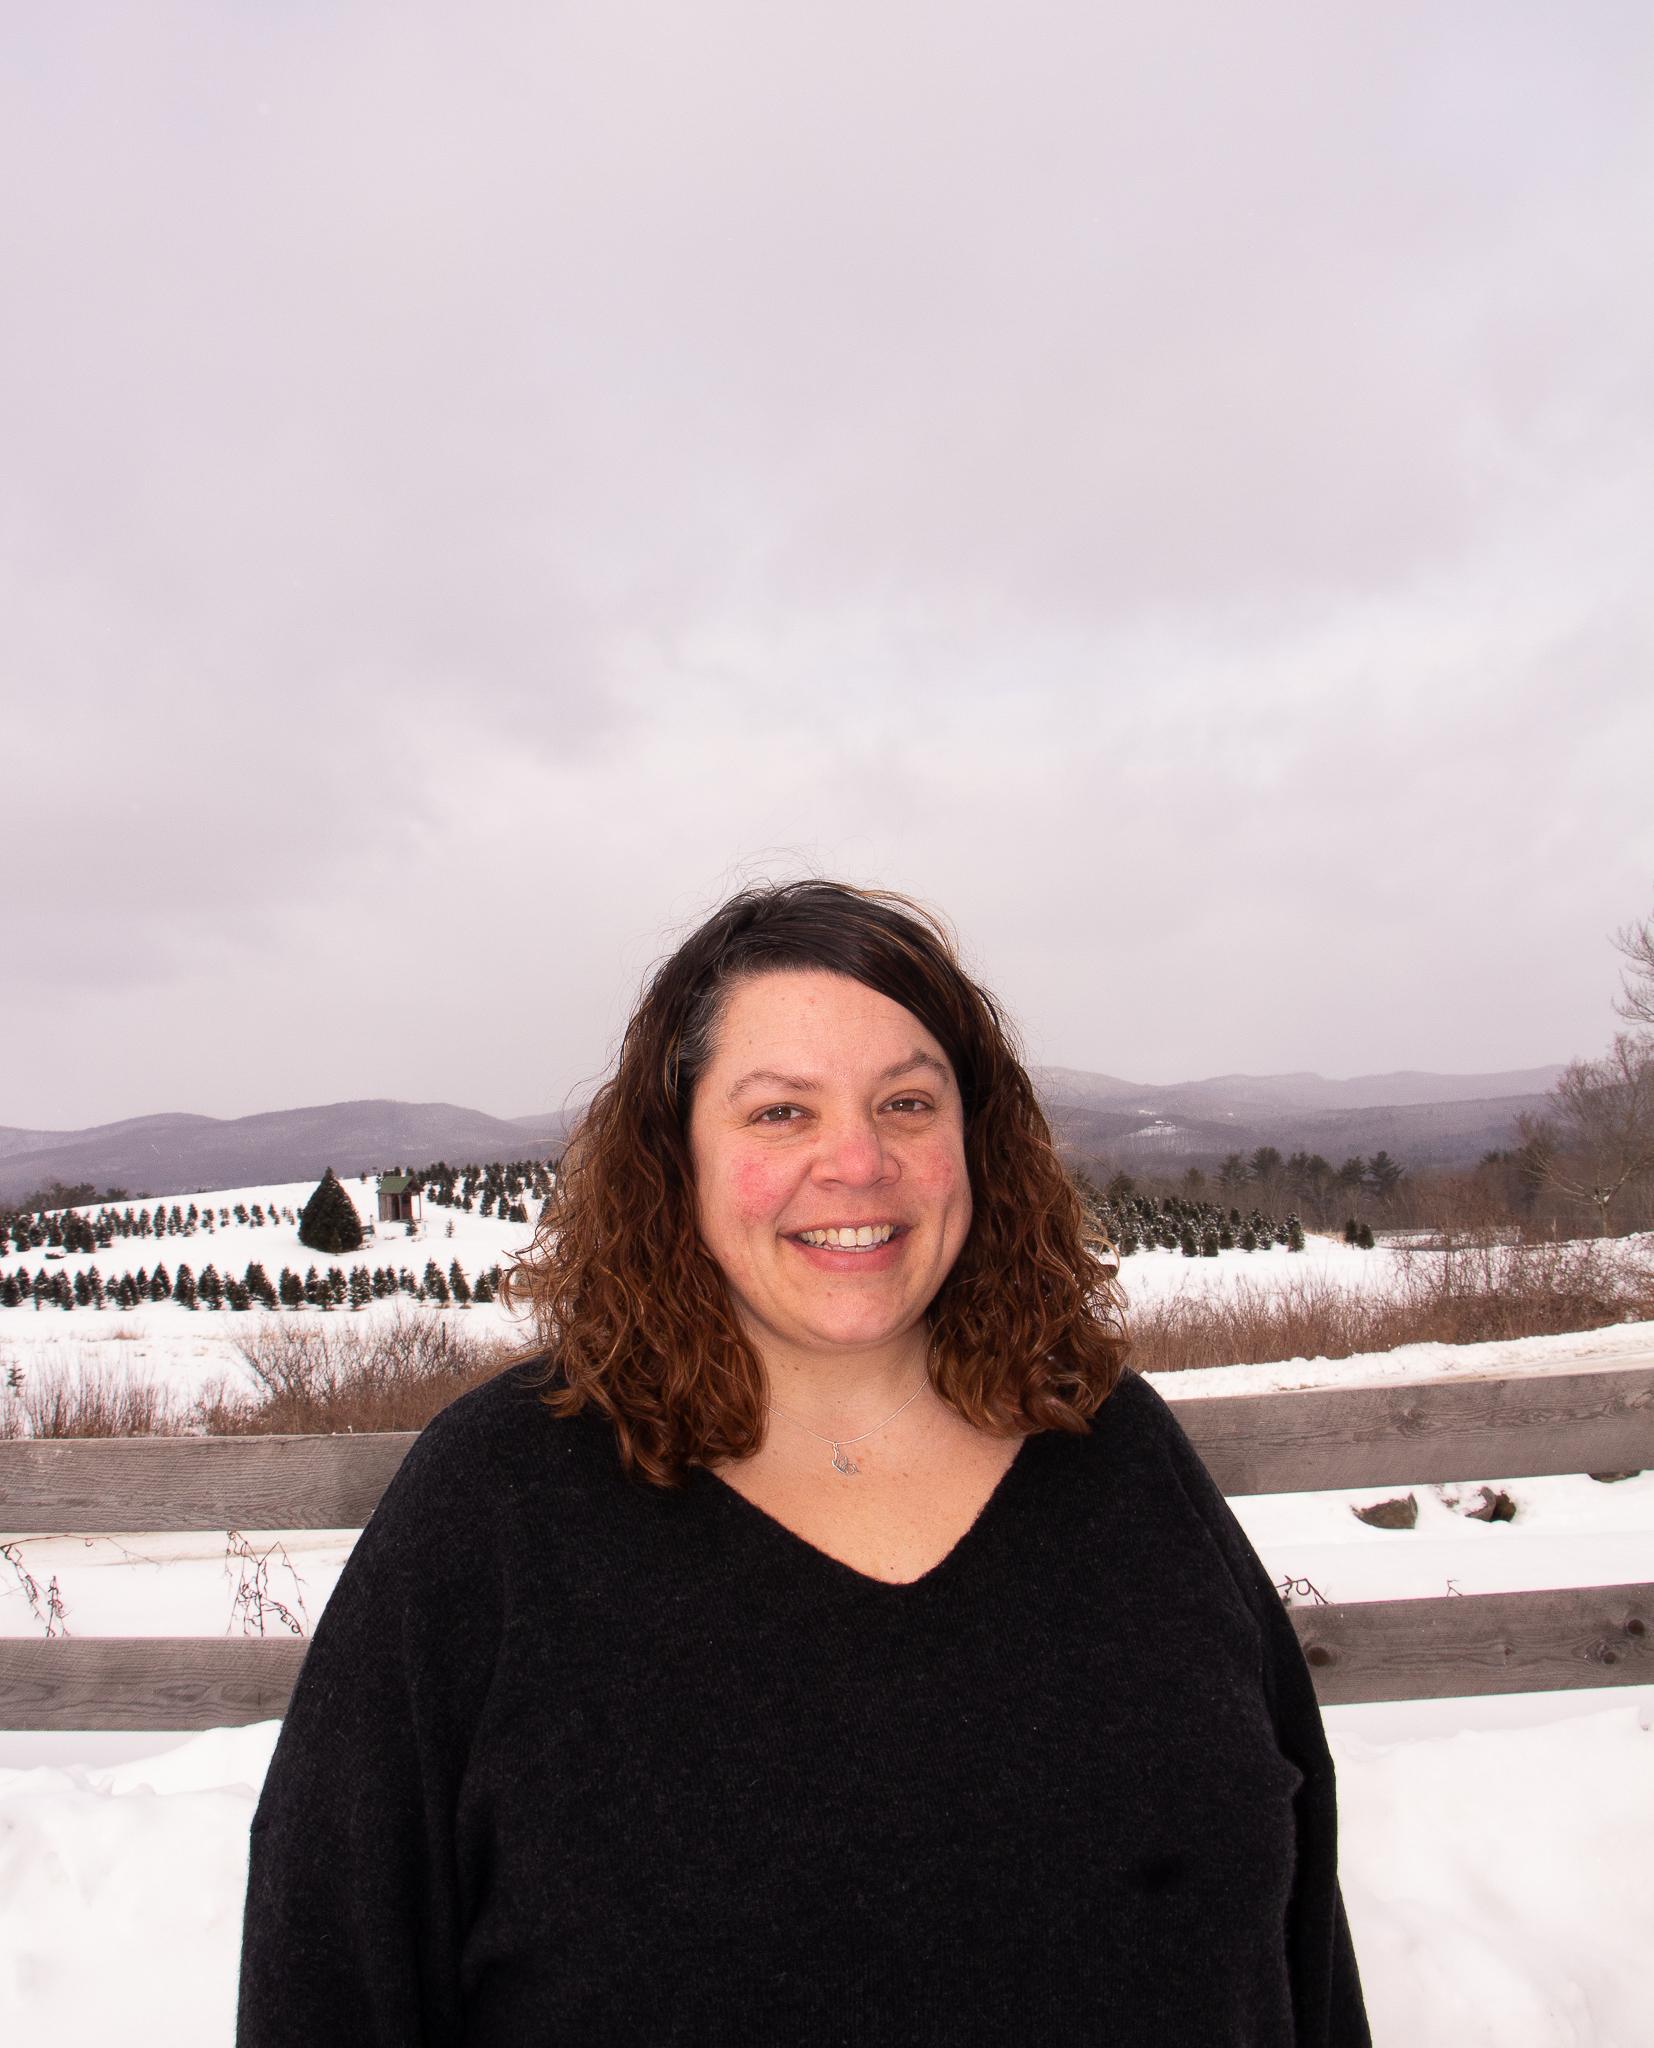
[813,1111,897,1188]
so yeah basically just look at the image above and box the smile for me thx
[791,1223,901,1250]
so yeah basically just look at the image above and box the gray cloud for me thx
[3,2,1651,1127]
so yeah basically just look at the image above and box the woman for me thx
[238,880,1369,2045]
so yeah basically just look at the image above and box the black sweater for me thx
[238,1365,1369,2045]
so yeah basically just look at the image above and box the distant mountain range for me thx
[0,1100,575,1205]
[1033,1065,1564,1176]
[0,1064,1564,1204]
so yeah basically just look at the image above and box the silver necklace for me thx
[769,1378,930,1475]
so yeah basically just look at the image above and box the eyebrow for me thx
[724,1049,951,1105]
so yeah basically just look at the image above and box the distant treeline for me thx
[1074,1149,1404,1233]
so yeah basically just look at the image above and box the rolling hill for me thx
[0,1062,1563,1204]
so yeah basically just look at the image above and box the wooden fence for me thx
[2,1362,1651,1728]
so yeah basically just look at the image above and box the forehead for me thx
[705,969,949,1073]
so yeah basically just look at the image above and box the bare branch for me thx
[1536,1032,1654,1230]
[1612,903,1654,1028]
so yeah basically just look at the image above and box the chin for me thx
[799,1315,918,1353]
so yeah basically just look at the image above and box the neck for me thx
[751,1329,934,1439]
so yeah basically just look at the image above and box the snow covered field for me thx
[2,1182,1652,2043]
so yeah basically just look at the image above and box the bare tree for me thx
[1613,902,1654,1028]
[1520,1032,1654,1234]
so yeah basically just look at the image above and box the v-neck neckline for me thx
[693,1429,1041,1592]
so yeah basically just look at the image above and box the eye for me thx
[752,1103,807,1126]
[884,1095,934,1115]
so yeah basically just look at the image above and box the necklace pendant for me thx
[831,1444,859,1476]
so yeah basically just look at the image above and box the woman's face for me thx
[686,968,973,1372]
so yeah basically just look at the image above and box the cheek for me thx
[913,1131,969,1199]
[730,1156,790,1226]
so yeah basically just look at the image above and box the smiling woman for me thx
[237,880,1371,2047]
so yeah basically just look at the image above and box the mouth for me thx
[787,1222,906,1253]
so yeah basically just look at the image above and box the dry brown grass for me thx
[199,1313,516,1435]
[1130,1235,1654,1374]
[5,1359,184,1437]
[1,1316,517,1439]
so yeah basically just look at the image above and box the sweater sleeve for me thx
[1124,1371,1372,2048]
[236,1406,505,2048]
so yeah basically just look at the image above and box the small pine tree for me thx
[298,1169,365,1256]
[225,1277,252,1310]
[423,1259,450,1305]
[303,1265,325,1308]
[199,1263,224,1308]
[173,1263,198,1310]
[1179,1225,1198,1258]
[1357,1222,1375,1250]
[279,1267,304,1310]
[1239,1225,1258,1253]
[448,1259,471,1307]
[150,1263,171,1302]
[1200,1226,1219,1257]
[348,1266,373,1310]
[1343,1217,1360,1245]
[1286,1219,1305,1253]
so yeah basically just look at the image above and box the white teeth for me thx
[797,1223,896,1249]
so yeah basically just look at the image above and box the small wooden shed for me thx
[376,1173,423,1227]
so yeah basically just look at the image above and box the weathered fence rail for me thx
[2,1361,1651,1726]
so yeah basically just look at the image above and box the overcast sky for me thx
[4,2,1651,1132]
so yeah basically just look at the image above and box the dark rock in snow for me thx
[1458,1486,1517,1523]
[1352,1492,1418,1530]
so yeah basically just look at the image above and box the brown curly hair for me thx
[503,879,1127,1484]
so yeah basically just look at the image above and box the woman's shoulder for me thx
[1079,1361,1194,1461]
[1081,1365,1282,1616]
[372,1357,619,1530]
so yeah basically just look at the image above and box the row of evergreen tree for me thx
[0,1258,505,1313]
[1075,1176,1380,1256]
[4,1199,301,1257]
[4,1157,565,1260]
[398,1157,555,1217]
[5,1154,565,1259]
[1076,1179,1303,1256]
